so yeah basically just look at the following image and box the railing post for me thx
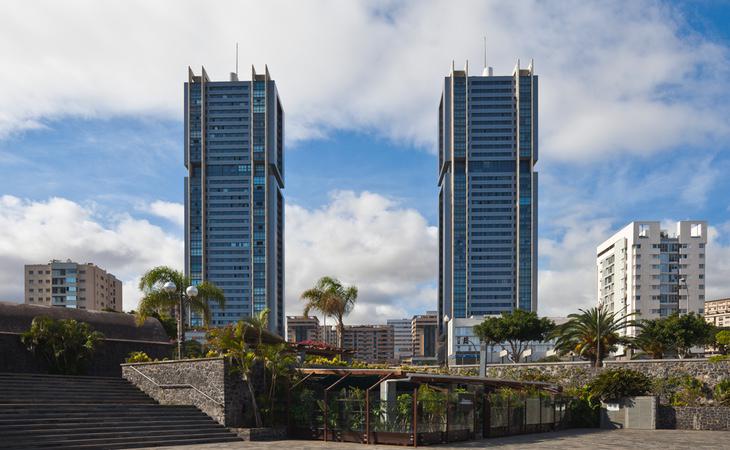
[412,386,418,447]
[324,390,328,442]
[365,389,370,444]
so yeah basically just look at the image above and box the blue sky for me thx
[0,0,729,322]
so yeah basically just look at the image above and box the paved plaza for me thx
[138,429,730,450]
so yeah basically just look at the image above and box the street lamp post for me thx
[163,281,198,359]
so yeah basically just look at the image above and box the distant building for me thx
[286,315,321,342]
[446,315,568,365]
[705,298,730,328]
[388,318,413,361]
[184,66,285,334]
[320,325,337,345]
[24,260,122,312]
[597,221,707,336]
[342,325,394,363]
[411,312,438,364]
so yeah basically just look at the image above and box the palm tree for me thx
[137,266,225,358]
[245,307,270,349]
[301,276,358,349]
[632,319,671,359]
[551,305,636,367]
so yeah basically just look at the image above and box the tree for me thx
[551,305,636,367]
[245,307,270,348]
[633,318,673,359]
[207,322,263,428]
[662,313,715,358]
[715,330,730,355]
[301,276,358,348]
[136,266,225,358]
[587,368,652,402]
[473,310,555,363]
[21,316,104,375]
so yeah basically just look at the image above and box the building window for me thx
[690,223,702,237]
[639,224,650,237]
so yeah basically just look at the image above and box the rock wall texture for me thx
[122,358,253,427]
[478,359,730,391]
[657,406,730,430]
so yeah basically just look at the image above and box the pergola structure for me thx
[287,368,568,446]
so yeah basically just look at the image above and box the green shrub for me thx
[21,316,104,375]
[563,387,599,428]
[714,379,730,406]
[587,368,652,402]
[669,375,709,406]
[708,354,730,363]
[303,355,348,367]
[125,351,152,363]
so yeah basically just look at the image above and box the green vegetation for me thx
[586,368,652,402]
[126,351,153,363]
[300,276,358,348]
[552,305,636,367]
[473,310,555,363]
[714,329,730,355]
[21,316,104,375]
[634,313,715,359]
[714,379,730,406]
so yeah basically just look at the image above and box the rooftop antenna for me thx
[236,42,239,75]
[482,36,493,76]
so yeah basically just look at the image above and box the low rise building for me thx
[705,298,730,328]
[411,312,438,364]
[286,316,322,343]
[342,325,394,363]
[388,318,412,361]
[25,260,122,312]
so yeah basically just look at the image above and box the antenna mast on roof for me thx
[236,42,239,76]
[482,35,493,76]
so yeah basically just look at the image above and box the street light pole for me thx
[163,282,198,359]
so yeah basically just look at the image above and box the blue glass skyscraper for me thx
[438,60,538,335]
[184,66,284,335]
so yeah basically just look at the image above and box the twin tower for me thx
[183,61,538,338]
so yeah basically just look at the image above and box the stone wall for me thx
[477,359,730,391]
[122,358,253,427]
[0,332,172,377]
[658,406,730,431]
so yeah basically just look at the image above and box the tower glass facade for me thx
[438,61,538,335]
[184,66,284,335]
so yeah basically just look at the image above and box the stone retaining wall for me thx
[476,359,730,390]
[122,358,251,427]
[657,406,730,430]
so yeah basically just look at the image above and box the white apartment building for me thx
[597,221,707,336]
[387,318,413,361]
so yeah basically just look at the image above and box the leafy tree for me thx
[715,330,730,355]
[21,316,104,375]
[587,368,652,402]
[551,305,636,367]
[136,266,225,358]
[126,351,153,363]
[473,310,555,363]
[714,378,730,406]
[633,318,673,359]
[207,322,263,427]
[662,313,715,358]
[259,343,297,408]
[301,276,358,348]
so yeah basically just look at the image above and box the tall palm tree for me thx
[300,276,358,349]
[137,266,225,358]
[551,305,636,367]
[632,319,671,359]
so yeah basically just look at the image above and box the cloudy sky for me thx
[1,0,729,324]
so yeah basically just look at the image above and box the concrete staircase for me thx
[0,372,242,449]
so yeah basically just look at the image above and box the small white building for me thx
[445,315,568,366]
[596,221,707,337]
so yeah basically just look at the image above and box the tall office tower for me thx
[184,66,285,335]
[25,260,122,312]
[438,60,538,339]
[597,221,707,337]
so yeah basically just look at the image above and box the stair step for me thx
[0,372,125,381]
[0,413,212,425]
[0,432,241,450]
[0,427,232,443]
[0,419,224,433]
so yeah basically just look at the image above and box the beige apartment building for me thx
[25,260,122,312]
[705,298,730,328]
[342,325,394,363]
[411,312,438,364]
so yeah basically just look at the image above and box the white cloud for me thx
[0,0,727,161]
[285,191,438,324]
[145,200,184,227]
[0,195,183,311]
